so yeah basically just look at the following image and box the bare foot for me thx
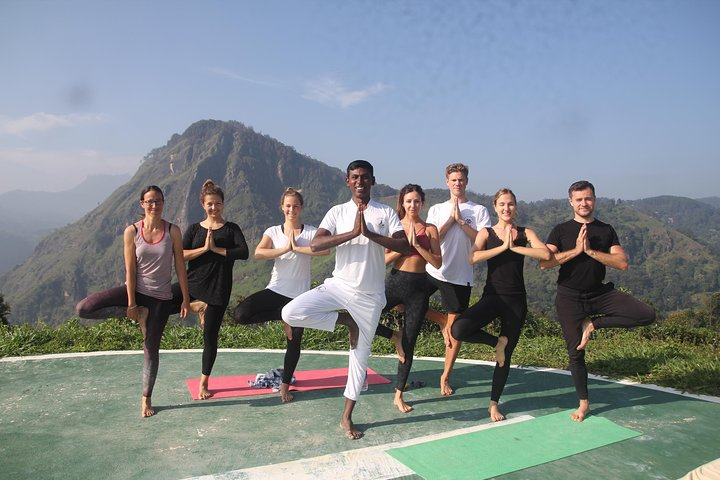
[394,390,413,413]
[279,383,294,403]
[391,330,406,364]
[495,336,508,367]
[440,375,454,396]
[489,402,505,422]
[141,395,154,417]
[570,400,591,422]
[340,419,363,440]
[198,374,213,400]
[337,312,359,349]
[282,321,293,341]
[190,300,207,330]
[577,319,595,350]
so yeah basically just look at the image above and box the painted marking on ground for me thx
[185,415,535,480]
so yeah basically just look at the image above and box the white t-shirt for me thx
[264,224,318,298]
[426,200,491,286]
[320,199,403,294]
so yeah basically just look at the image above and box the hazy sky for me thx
[1,0,719,200]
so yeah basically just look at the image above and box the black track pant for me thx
[233,288,304,385]
[555,283,656,400]
[375,269,429,391]
[452,293,526,402]
[169,284,227,377]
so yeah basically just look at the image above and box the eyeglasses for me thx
[142,199,164,206]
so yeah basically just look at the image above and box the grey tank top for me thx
[134,220,173,300]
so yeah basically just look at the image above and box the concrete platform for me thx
[2,349,718,479]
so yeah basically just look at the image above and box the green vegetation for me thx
[2,300,718,397]
[0,293,9,325]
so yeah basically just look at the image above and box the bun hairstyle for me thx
[200,179,224,202]
[396,184,425,220]
[280,187,304,206]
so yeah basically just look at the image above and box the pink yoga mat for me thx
[185,367,391,400]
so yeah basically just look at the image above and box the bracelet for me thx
[128,305,138,310]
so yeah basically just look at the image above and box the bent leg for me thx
[591,289,656,329]
[75,286,128,319]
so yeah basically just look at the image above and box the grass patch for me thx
[2,316,718,397]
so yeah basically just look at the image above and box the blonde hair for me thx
[280,187,304,206]
[445,163,469,178]
[493,188,516,205]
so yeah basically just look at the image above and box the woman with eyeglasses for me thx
[76,185,191,417]
[170,179,249,400]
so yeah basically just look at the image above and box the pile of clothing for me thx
[247,368,295,392]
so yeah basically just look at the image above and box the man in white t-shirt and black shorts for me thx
[282,160,410,440]
[426,163,491,396]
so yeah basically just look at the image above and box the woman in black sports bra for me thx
[451,188,550,422]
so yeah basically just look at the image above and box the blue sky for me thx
[1,0,719,201]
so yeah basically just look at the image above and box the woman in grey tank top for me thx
[76,186,190,417]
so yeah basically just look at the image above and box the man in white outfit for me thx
[425,163,491,396]
[282,160,410,439]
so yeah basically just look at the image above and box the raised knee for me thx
[75,299,90,318]
[233,303,250,324]
[640,309,657,326]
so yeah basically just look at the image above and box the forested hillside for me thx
[1,120,718,324]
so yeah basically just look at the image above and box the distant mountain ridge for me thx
[0,174,130,273]
[0,120,718,324]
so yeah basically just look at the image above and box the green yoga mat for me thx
[386,411,641,480]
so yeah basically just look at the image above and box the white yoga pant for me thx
[282,278,385,401]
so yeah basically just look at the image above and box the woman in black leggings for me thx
[76,185,190,417]
[376,184,441,413]
[233,188,329,402]
[451,188,550,422]
[173,179,248,400]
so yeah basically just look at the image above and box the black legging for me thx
[555,283,655,400]
[375,269,429,391]
[452,293,526,402]
[169,284,227,377]
[233,288,304,385]
[76,286,170,397]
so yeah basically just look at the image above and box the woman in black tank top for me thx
[451,188,550,422]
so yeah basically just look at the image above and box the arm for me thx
[586,244,629,271]
[171,225,190,318]
[469,227,507,264]
[540,224,585,270]
[385,248,402,265]
[453,198,483,241]
[510,227,552,261]
[290,229,330,256]
[414,223,442,269]
[123,225,138,313]
[360,206,411,254]
[254,233,290,260]
[183,224,209,261]
[310,206,362,252]
[211,224,249,260]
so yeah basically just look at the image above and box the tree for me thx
[0,293,10,325]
